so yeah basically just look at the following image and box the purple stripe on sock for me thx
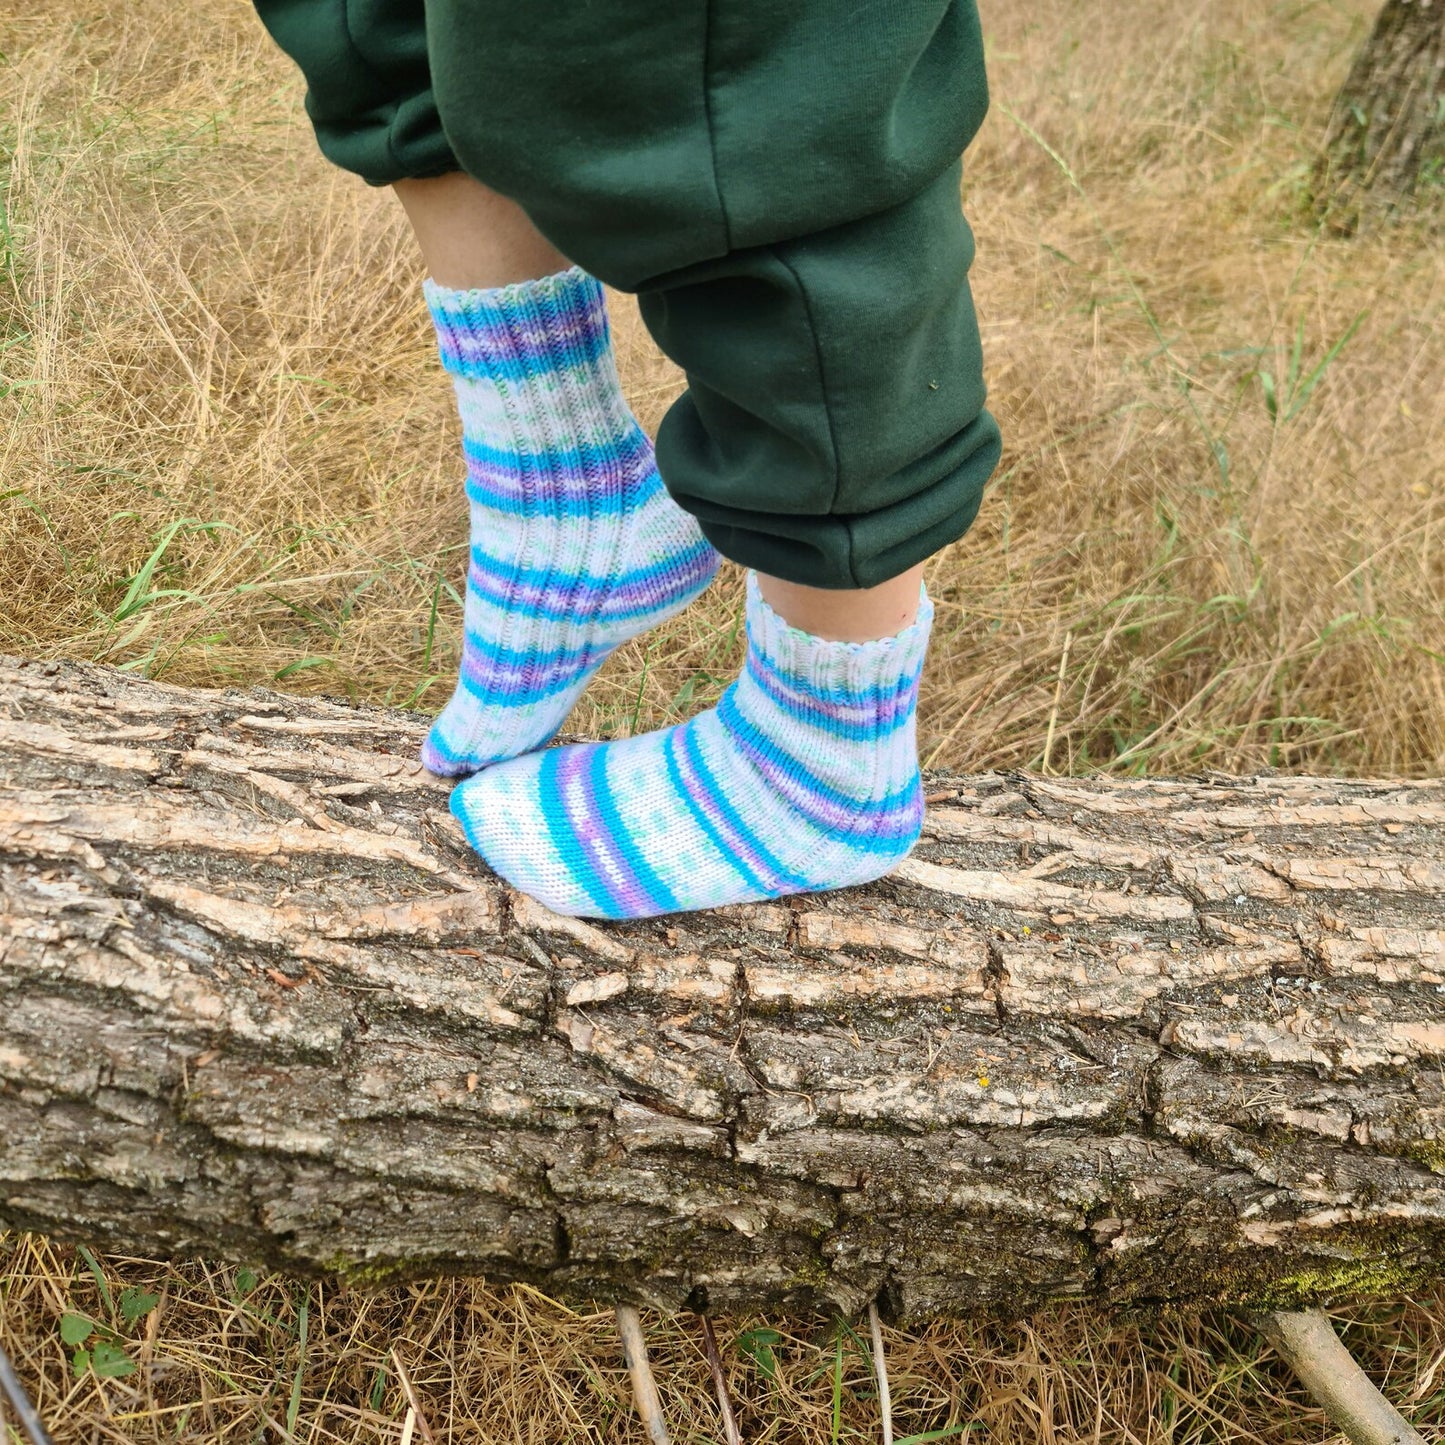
[435,284,607,345]
[748,750,921,842]
[556,747,654,916]
[419,737,473,778]
[428,277,611,379]
[720,687,917,816]
[434,295,604,347]
[458,645,604,706]
[745,650,919,739]
[718,713,921,843]
[436,330,608,381]
[748,643,921,707]
[462,429,655,508]
[466,541,715,624]
[532,748,620,915]
[668,729,783,892]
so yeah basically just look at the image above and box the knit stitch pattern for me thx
[421,267,718,776]
[451,574,932,918]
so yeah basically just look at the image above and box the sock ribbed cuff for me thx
[744,572,933,699]
[426,264,641,472]
[423,265,612,384]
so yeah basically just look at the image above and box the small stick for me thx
[1260,1309,1426,1445]
[0,1342,54,1445]
[698,1316,743,1445]
[615,1304,671,1445]
[868,1302,894,1445]
[388,1347,436,1445]
[1042,630,1073,776]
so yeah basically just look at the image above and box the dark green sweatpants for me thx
[254,0,1002,588]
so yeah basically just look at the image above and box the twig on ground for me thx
[698,1315,743,1445]
[1042,629,1073,775]
[615,1304,672,1445]
[868,1301,894,1445]
[0,1342,53,1445]
[1260,1309,1426,1445]
[388,1346,437,1445]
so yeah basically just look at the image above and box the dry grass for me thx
[2,0,1444,1440]
[3,0,1442,772]
[3,1236,1444,1444]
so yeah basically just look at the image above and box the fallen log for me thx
[1,655,1442,1322]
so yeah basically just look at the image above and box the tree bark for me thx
[1,655,1443,1322]
[1318,0,1445,226]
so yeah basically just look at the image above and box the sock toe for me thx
[421,728,474,778]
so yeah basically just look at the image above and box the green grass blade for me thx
[75,1245,114,1317]
[831,1329,844,1445]
[1258,368,1278,420]
[895,1426,974,1445]
[421,572,444,671]
[286,1297,309,1436]
[1284,309,1368,422]
[1286,314,1305,399]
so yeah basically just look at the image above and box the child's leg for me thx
[394,176,718,775]
[417,162,934,916]
[252,0,999,914]
[244,11,719,773]
[393,172,569,289]
[419,0,999,915]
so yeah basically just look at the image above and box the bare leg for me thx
[757,564,924,641]
[393,172,569,288]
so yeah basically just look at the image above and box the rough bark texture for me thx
[1,655,1443,1322]
[1319,0,1444,224]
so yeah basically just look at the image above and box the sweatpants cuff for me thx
[686,409,1002,590]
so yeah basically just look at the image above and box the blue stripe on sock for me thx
[585,746,682,915]
[466,577,692,629]
[463,469,648,519]
[749,644,922,709]
[457,657,600,708]
[536,749,622,916]
[745,657,917,742]
[716,688,918,821]
[461,631,608,676]
[663,729,774,897]
[433,325,612,382]
[462,430,651,483]
[466,545,715,626]
[469,543,698,599]
[681,725,814,892]
[464,475,634,518]
[423,722,471,765]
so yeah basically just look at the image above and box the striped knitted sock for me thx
[450,574,932,919]
[420,266,719,777]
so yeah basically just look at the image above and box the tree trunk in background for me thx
[1319,0,1444,226]
[1,656,1443,1322]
